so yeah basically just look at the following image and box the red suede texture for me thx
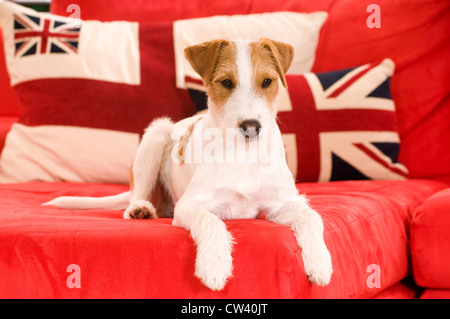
[372,278,423,299]
[0,179,446,298]
[420,289,450,299]
[411,188,450,289]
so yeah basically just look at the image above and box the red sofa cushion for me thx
[420,289,450,299]
[411,188,450,289]
[0,179,446,298]
[372,278,422,299]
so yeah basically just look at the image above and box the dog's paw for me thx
[303,245,333,286]
[195,248,233,291]
[193,224,234,291]
[123,200,157,219]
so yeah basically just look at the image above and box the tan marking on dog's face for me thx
[185,38,294,119]
[184,39,230,85]
[249,41,281,112]
[258,38,294,88]
[206,42,238,111]
[184,40,238,112]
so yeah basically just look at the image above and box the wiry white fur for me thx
[43,191,130,210]
[45,40,332,291]
[124,117,173,219]
[218,40,275,136]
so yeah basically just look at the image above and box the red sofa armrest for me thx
[411,188,450,289]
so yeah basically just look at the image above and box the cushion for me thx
[420,289,450,299]
[411,188,450,289]
[187,59,409,182]
[173,11,328,90]
[0,1,326,183]
[0,179,446,298]
[310,0,450,180]
[0,1,192,183]
[49,0,450,184]
[0,29,21,117]
[372,278,423,299]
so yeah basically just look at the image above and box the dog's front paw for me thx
[123,200,157,219]
[193,220,234,291]
[195,247,233,291]
[303,244,333,286]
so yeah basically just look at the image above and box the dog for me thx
[44,38,333,291]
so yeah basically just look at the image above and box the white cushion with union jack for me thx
[185,59,409,182]
[0,1,139,86]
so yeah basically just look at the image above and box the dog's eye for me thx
[221,79,233,89]
[262,78,272,88]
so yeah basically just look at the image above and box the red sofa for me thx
[0,0,449,299]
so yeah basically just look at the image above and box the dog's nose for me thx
[239,119,261,139]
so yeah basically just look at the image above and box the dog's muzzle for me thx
[239,119,261,140]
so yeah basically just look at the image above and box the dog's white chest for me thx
[186,162,284,220]
[209,188,261,220]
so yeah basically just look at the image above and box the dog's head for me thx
[184,38,294,140]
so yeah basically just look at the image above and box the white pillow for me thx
[174,11,328,89]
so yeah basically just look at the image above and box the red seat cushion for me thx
[411,188,450,289]
[420,289,450,299]
[0,179,446,298]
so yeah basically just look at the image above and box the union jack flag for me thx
[184,59,408,182]
[13,13,80,57]
[279,59,409,182]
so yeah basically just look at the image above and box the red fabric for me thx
[51,0,253,22]
[13,22,194,134]
[0,179,446,298]
[372,278,423,299]
[0,116,17,154]
[50,0,450,181]
[0,30,21,117]
[420,289,450,299]
[311,0,450,180]
[411,188,450,289]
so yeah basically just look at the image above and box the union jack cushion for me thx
[186,59,409,182]
[0,1,326,183]
[0,2,189,183]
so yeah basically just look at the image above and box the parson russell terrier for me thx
[44,38,333,291]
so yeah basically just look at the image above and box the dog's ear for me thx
[184,39,230,85]
[260,38,294,88]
